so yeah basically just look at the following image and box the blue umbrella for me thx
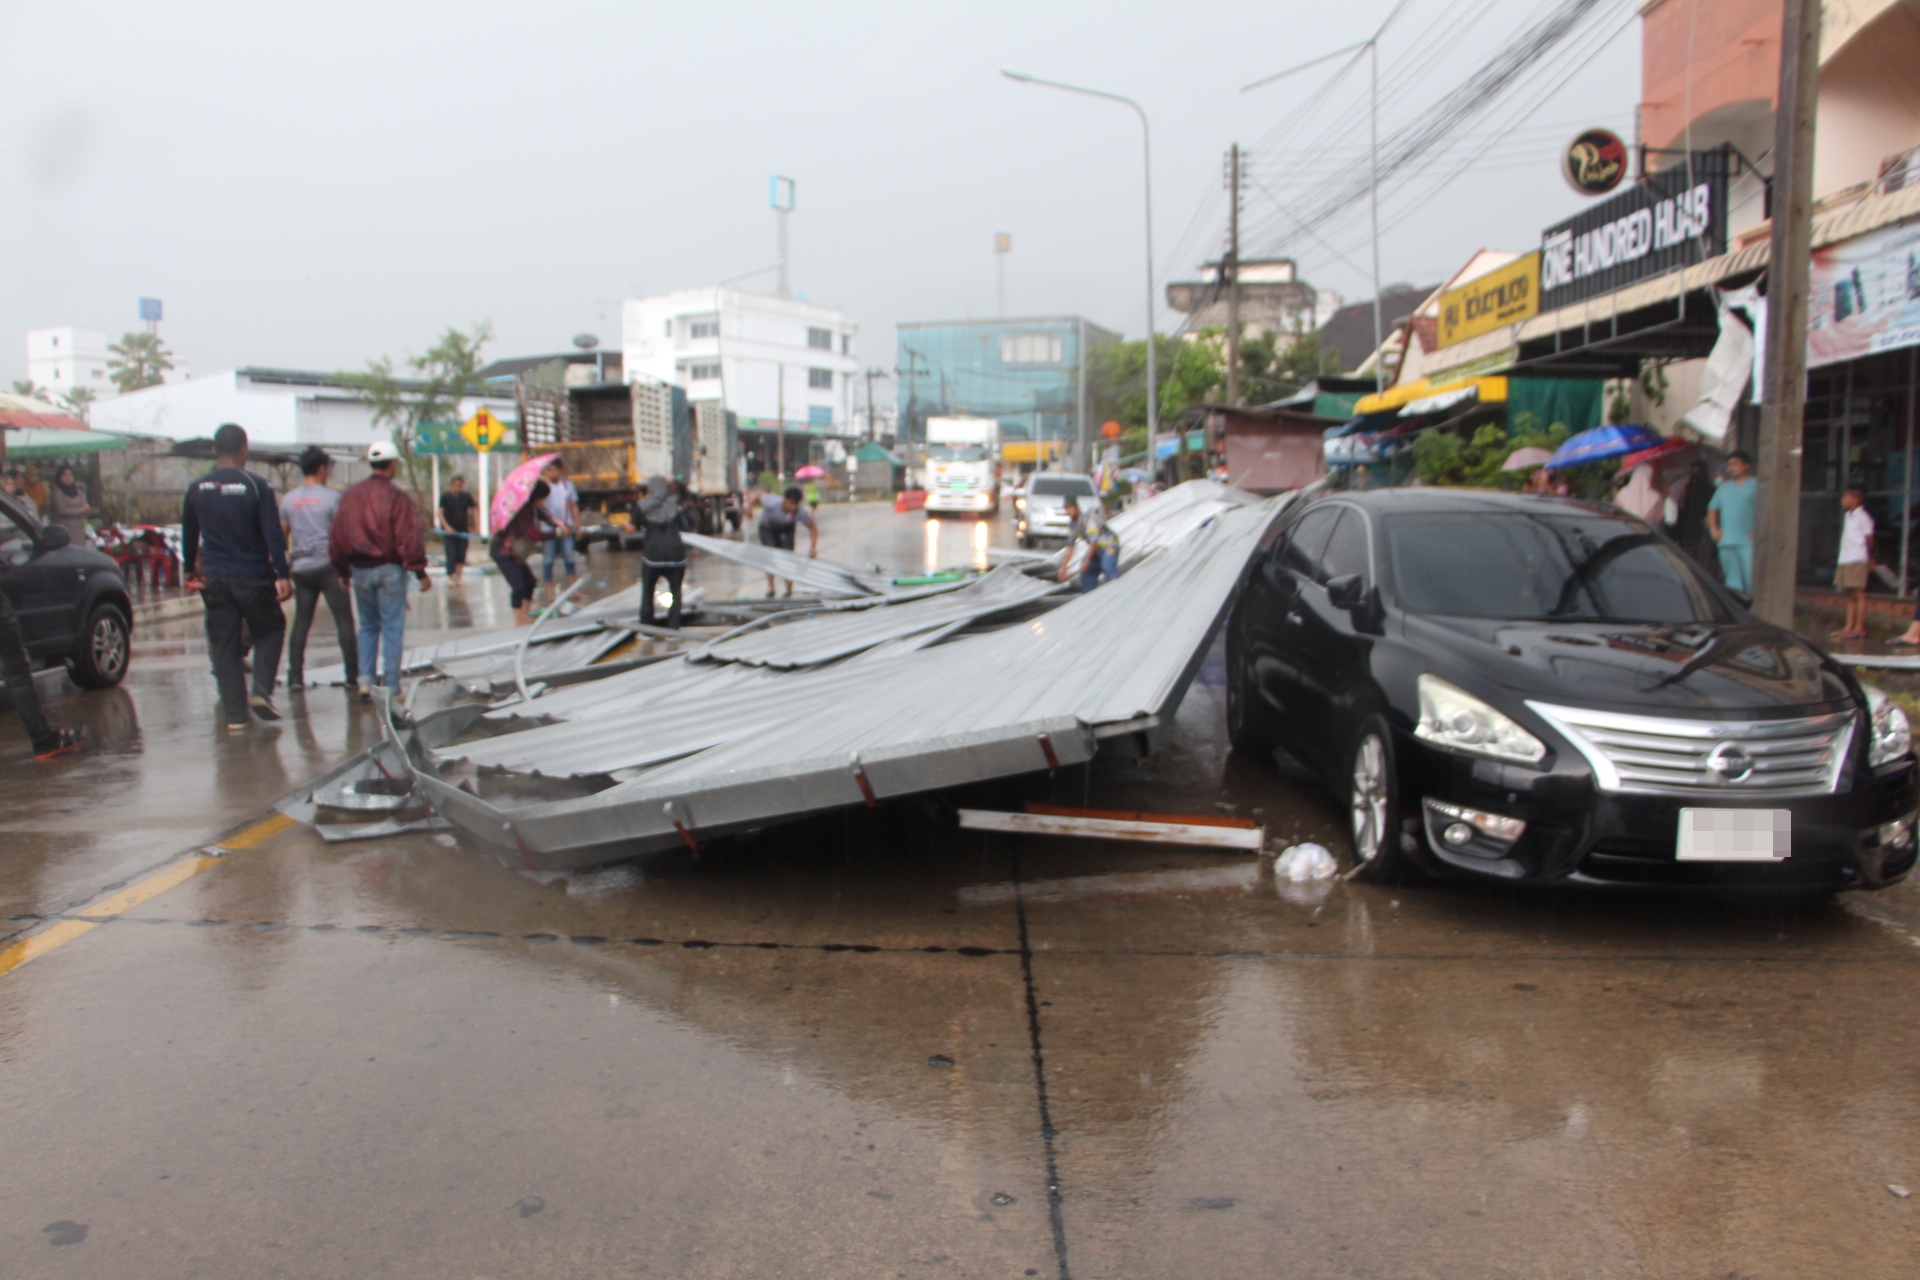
[1546,423,1664,469]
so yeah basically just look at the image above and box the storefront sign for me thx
[1562,128,1627,197]
[1808,218,1920,368]
[1436,253,1540,349]
[1539,147,1731,311]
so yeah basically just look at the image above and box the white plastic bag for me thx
[1273,842,1338,882]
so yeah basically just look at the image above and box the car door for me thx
[0,503,73,650]
[1289,506,1378,766]
[1245,504,1340,736]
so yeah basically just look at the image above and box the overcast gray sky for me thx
[0,0,1639,397]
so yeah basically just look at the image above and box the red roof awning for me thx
[0,411,91,431]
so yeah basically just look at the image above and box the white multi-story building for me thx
[26,328,114,398]
[623,288,860,444]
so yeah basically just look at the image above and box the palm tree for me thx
[107,332,175,393]
[60,387,96,423]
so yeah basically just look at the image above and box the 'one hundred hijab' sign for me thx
[1538,145,1732,312]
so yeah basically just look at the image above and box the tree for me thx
[106,332,175,393]
[1238,329,1341,404]
[340,323,493,501]
[60,387,95,423]
[1090,332,1226,459]
[10,379,41,398]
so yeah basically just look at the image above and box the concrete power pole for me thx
[995,233,1012,318]
[1752,0,1821,627]
[1224,144,1242,408]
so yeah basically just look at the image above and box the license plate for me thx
[1676,808,1790,861]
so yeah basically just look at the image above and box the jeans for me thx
[641,562,686,629]
[0,583,55,748]
[541,534,577,583]
[492,549,537,609]
[351,563,409,690]
[1078,548,1119,593]
[287,565,357,683]
[203,577,286,721]
[1717,542,1753,594]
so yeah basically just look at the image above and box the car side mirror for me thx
[1326,573,1367,610]
[37,524,70,552]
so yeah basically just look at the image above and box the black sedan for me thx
[1226,488,1918,892]
[1,493,132,688]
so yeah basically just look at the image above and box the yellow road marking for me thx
[0,811,295,978]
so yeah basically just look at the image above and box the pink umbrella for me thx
[794,465,826,480]
[1500,446,1555,472]
[491,452,559,531]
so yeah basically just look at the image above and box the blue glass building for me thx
[895,317,1119,459]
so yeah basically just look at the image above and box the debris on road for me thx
[1274,843,1339,882]
[323,482,1298,872]
[958,807,1267,852]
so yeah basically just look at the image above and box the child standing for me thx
[1834,484,1874,639]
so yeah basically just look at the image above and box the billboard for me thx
[1539,147,1732,311]
[1436,253,1540,349]
[1807,218,1920,369]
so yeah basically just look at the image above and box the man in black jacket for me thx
[182,423,292,731]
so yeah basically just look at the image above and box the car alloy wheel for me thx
[1350,732,1390,865]
[92,612,128,679]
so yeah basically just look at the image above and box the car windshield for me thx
[1029,477,1094,498]
[928,445,988,462]
[1384,511,1733,624]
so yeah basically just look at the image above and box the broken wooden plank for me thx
[1023,801,1258,830]
[958,808,1266,852]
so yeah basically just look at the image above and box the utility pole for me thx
[863,367,889,440]
[1752,0,1821,627]
[1224,144,1242,408]
[776,362,787,480]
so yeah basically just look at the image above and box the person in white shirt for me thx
[1834,483,1873,639]
[537,459,581,605]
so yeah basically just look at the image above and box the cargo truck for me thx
[923,416,1002,516]
[517,373,738,545]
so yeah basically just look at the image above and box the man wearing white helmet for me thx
[329,439,431,700]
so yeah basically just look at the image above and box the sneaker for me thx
[224,718,249,735]
[249,695,282,722]
[32,728,86,761]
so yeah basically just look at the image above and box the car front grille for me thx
[1526,701,1856,798]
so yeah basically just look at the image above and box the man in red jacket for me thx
[329,441,431,700]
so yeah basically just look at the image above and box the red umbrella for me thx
[491,452,559,531]
[1617,438,1689,472]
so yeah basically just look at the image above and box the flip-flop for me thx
[1889,635,1920,646]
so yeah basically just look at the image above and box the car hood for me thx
[1404,614,1855,716]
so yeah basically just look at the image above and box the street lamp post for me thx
[1002,71,1158,466]
[1244,1,1409,394]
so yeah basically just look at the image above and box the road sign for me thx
[460,407,505,453]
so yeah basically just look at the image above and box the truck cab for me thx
[923,416,1001,517]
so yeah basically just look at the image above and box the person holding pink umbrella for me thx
[490,478,549,626]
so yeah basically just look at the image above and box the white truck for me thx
[923,416,1002,516]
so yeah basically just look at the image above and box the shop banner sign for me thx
[1808,218,1920,368]
[1437,253,1540,349]
[1539,147,1731,311]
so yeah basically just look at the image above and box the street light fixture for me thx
[1001,70,1159,466]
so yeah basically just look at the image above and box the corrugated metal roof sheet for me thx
[391,481,1292,870]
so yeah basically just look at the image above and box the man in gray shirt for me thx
[281,446,358,688]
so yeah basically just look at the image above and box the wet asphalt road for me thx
[4,500,1920,1278]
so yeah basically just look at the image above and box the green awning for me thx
[0,427,132,458]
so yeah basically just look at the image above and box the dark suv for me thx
[1,493,132,688]
[1227,488,1918,892]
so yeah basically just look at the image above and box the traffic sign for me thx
[460,407,504,453]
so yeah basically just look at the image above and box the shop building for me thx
[1395,0,1920,588]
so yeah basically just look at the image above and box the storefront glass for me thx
[1798,346,1920,590]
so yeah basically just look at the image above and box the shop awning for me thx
[1354,375,1508,416]
[0,426,134,457]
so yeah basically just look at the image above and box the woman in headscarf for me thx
[46,465,90,545]
[636,474,688,629]
[490,479,549,626]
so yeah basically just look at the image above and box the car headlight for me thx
[1415,674,1547,766]
[1864,684,1912,768]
